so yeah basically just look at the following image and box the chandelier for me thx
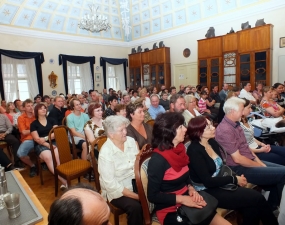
[78,4,111,33]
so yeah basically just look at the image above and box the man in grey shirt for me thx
[0,114,22,168]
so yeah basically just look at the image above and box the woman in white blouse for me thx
[98,116,143,225]
[183,95,202,125]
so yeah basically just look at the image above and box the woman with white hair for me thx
[98,115,143,225]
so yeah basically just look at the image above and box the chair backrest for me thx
[49,125,77,166]
[62,116,67,126]
[146,119,155,127]
[90,136,108,192]
[134,144,154,225]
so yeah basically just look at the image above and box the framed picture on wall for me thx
[95,73,101,82]
[280,37,285,48]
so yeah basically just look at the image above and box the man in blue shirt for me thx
[67,98,89,160]
[148,95,165,119]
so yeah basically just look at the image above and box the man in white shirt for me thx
[239,82,256,104]
[131,91,139,102]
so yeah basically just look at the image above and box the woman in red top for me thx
[147,112,230,225]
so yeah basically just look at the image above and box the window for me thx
[1,55,38,101]
[67,61,92,94]
[106,63,125,91]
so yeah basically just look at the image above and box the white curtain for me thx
[67,61,92,94]
[1,55,38,101]
[106,62,125,91]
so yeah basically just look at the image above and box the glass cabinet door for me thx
[255,51,267,86]
[135,68,141,87]
[151,65,157,87]
[223,52,236,86]
[240,54,250,85]
[199,60,207,87]
[158,64,164,86]
[143,64,150,88]
[130,68,134,88]
[210,58,219,88]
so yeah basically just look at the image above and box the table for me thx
[13,170,48,225]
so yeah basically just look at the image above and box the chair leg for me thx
[78,177,80,183]
[114,212,120,225]
[37,158,43,185]
[55,173,58,197]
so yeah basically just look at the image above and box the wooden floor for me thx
[19,167,239,225]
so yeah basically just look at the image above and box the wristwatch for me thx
[44,136,48,141]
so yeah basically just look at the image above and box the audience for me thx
[43,95,54,113]
[187,116,277,225]
[114,104,127,117]
[210,85,221,104]
[239,82,256,104]
[130,90,139,102]
[252,82,263,102]
[48,96,66,125]
[98,116,143,225]
[139,88,150,109]
[219,83,229,102]
[147,112,230,225]
[159,91,170,111]
[30,103,67,189]
[261,86,284,117]
[66,98,89,160]
[126,102,152,149]
[103,96,118,118]
[148,95,165,119]
[183,95,201,125]
[216,97,285,211]
[17,99,37,177]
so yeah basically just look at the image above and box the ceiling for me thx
[0,0,270,42]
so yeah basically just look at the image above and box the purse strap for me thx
[214,140,228,165]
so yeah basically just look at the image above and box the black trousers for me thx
[4,134,20,162]
[205,187,278,225]
[111,196,143,225]
[0,148,12,169]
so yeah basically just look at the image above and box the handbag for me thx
[177,191,218,225]
[216,141,238,191]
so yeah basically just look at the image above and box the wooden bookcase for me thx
[198,24,273,89]
[128,47,171,91]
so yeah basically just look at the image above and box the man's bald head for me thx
[48,185,111,225]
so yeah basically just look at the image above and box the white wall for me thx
[0,32,128,96]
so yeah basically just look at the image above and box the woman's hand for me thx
[177,195,207,209]
[259,145,271,153]
[236,174,247,187]
[188,186,204,203]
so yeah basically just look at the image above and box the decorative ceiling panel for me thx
[0,0,272,42]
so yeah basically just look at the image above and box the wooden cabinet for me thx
[128,47,171,91]
[198,24,273,89]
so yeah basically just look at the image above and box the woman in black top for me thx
[147,112,230,225]
[30,103,67,187]
[187,116,277,225]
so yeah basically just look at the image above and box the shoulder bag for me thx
[216,141,238,191]
[177,191,218,225]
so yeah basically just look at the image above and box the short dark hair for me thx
[187,116,208,142]
[273,83,283,89]
[88,89,94,94]
[108,88,113,92]
[170,94,183,104]
[69,98,80,110]
[34,96,41,101]
[200,91,207,96]
[152,112,185,151]
[126,102,143,121]
[22,99,33,107]
[43,95,50,101]
[108,95,118,103]
[242,82,250,88]
[232,86,241,92]
[14,99,21,107]
[34,103,47,119]
[87,103,101,117]
[169,86,176,92]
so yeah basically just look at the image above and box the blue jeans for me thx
[17,140,34,157]
[231,161,285,210]
[256,145,285,166]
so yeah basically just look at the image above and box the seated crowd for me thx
[1,82,285,225]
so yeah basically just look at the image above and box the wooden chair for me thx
[49,125,92,196]
[90,136,125,225]
[62,116,67,126]
[146,119,155,127]
[134,144,161,225]
[0,141,13,162]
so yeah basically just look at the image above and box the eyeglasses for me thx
[205,121,214,130]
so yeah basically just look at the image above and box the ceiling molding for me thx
[0,0,284,48]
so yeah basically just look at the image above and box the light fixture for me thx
[78,3,111,32]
